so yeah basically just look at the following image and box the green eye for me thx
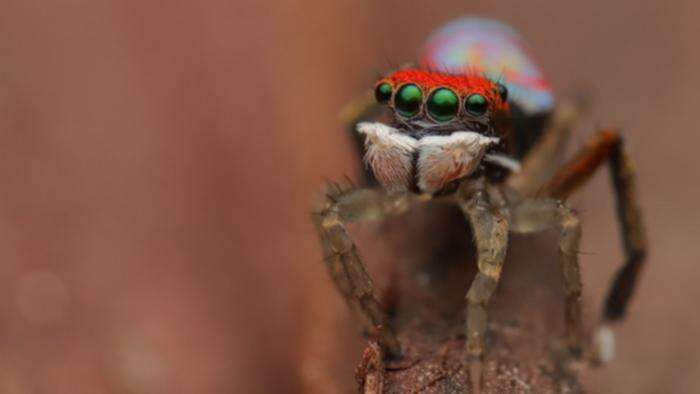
[427,88,459,122]
[465,93,488,116]
[374,83,392,104]
[395,84,423,117]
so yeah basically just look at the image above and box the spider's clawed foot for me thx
[360,324,403,360]
[549,337,582,362]
[547,323,617,369]
[590,324,616,365]
[467,356,485,394]
[567,323,618,366]
[564,326,584,359]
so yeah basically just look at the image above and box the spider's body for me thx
[313,17,647,376]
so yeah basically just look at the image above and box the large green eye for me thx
[374,83,392,104]
[395,84,423,117]
[427,88,459,122]
[465,93,488,116]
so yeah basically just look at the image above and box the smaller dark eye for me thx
[374,83,393,104]
[496,83,508,102]
[465,93,488,116]
[395,84,423,118]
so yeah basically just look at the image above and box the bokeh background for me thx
[0,1,698,393]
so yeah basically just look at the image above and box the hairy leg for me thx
[457,180,510,358]
[312,184,426,357]
[541,130,648,323]
[510,198,584,354]
[507,99,584,197]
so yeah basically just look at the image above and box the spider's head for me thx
[373,69,510,137]
[358,69,514,195]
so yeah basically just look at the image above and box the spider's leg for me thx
[507,99,584,197]
[312,185,424,358]
[510,199,584,355]
[457,180,510,359]
[541,130,647,326]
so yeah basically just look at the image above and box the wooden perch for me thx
[348,203,592,393]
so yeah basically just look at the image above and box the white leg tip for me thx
[595,325,616,363]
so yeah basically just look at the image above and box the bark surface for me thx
[352,203,590,393]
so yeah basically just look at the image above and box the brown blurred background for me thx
[0,1,698,393]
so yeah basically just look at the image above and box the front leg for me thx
[312,184,425,358]
[457,180,510,359]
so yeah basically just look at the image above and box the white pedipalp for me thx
[357,122,417,192]
[416,132,500,194]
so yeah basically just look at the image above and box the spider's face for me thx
[374,70,509,137]
[358,70,512,195]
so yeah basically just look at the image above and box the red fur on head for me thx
[377,69,508,114]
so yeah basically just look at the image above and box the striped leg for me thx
[542,130,648,324]
[312,185,425,358]
[457,181,510,358]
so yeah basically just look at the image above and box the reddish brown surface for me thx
[0,1,698,393]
